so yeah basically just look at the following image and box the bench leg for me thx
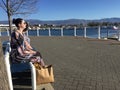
[4,52,13,90]
[30,62,36,90]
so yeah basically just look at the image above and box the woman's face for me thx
[19,20,26,29]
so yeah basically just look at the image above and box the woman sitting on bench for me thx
[10,18,45,66]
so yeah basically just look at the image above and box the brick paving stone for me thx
[96,85,103,90]
[1,36,120,90]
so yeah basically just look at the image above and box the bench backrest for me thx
[2,41,31,73]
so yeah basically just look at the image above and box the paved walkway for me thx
[32,37,120,90]
[0,41,9,90]
[1,36,120,90]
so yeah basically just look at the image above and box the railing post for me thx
[7,28,10,36]
[98,26,101,39]
[26,30,28,36]
[48,28,51,36]
[61,28,63,36]
[118,30,120,41]
[0,28,1,36]
[84,27,87,38]
[107,29,109,39]
[74,26,77,36]
[37,29,39,36]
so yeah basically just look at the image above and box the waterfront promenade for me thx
[1,36,120,90]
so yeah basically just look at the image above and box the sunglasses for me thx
[23,22,26,24]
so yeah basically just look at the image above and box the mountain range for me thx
[0,17,120,25]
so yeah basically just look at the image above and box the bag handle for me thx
[34,62,43,69]
[34,62,52,69]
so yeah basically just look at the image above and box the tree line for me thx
[33,22,120,29]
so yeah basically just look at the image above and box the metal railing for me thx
[0,26,120,41]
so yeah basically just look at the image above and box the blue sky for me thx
[0,0,120,21]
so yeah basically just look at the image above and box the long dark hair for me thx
[12,18,23,27]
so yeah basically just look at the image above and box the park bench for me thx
[3,41,54,90]
[2,41,36,90]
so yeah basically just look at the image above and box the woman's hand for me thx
[24,49,36,54]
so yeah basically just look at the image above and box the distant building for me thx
[0,24,15,27]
